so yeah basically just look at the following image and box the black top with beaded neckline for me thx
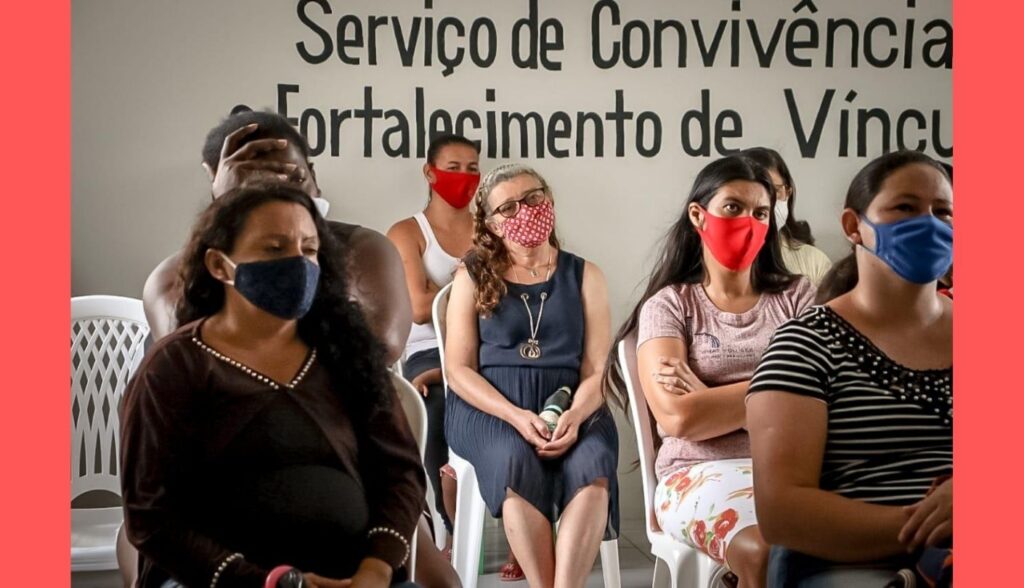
[818,305,952,425]
[749,305,952,506]
[190,317,317,391]
[822,305,952,375]
[119,319,425,587]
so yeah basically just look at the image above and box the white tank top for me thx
[405,212,461,358]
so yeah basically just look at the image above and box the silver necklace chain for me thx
[517,292,548,360]
[510,249,554,281]
[510,249,554,360]
[520,292,548,341]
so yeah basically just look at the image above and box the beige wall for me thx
[73,0,951,524]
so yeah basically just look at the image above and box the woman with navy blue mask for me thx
[746,151,953,586]
[120,186,428,588]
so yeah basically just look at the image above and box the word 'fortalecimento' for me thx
[253,84,950,160]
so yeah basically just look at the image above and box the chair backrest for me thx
[71,296,150,503]
[617,331,664,542]
[389,372,430,577]
[431,283,453,390]
[391,372,428,460]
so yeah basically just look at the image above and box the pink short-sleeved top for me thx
[637,278,815,478]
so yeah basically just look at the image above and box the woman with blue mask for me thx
[120,186,433,588]
[745,151,953,586]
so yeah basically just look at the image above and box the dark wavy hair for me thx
[602,155,797,408]
[816,150,951,303]
[741,147,816,246]
[175,185,393,419]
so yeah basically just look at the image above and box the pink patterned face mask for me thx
[501,200,555,249]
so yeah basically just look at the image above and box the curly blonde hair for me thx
[466,164,560,317]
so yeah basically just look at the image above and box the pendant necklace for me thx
[518,292,547,360]
[511,250,554,360]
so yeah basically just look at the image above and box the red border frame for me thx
[0,0,71,586]
[0,0,1014,584]
[953,0,1020,585]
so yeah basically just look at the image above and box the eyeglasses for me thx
[490,187,548,218]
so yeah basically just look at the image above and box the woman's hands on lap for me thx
[537,408,584,459]
[898,478,952,551]
[303,572,352,588]
[336,557,394,588]
[301,557,393,587]
[508,408,551,449]
[410,367,443,397]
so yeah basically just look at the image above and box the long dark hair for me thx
[741,147,816,245]
[602,155,797,408]
[176,185,393,419]
[816,150,952,303]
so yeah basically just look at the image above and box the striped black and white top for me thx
[748,306,952,506]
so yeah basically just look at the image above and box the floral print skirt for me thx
[654,458,757,566]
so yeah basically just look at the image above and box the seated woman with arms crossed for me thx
[121,186,425,588]
[746,151,953,586]
[607,155,815,588]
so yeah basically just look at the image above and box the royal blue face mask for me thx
[861,215,953,284]
[221,254,320,319]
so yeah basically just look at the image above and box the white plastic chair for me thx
[392,371,433,579]
[392,353,447,554]
[617,334,724,588]
[71,295,150,572]
[392,371,428,458]
[393,371,429,463]
[432,283,621,588]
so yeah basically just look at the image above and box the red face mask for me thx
[695,208,769,271]
[430,167,480,209]
[502,201,555,249]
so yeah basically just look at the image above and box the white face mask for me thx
[773,200,789,230]
[313,197,331,219]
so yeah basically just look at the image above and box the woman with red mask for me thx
[445,164,619,587]
[604,155,814,588]
[387,133,480,563]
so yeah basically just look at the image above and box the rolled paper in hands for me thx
[539,386,574,431]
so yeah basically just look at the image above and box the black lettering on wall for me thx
[296,0,333,64]
[786,88,834,158]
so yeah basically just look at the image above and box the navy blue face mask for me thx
[221,253,320,319]
[860,215,953,284]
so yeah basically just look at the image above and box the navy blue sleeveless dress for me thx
[445,250,620,538]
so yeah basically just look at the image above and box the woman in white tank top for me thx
[388,134,494,567]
